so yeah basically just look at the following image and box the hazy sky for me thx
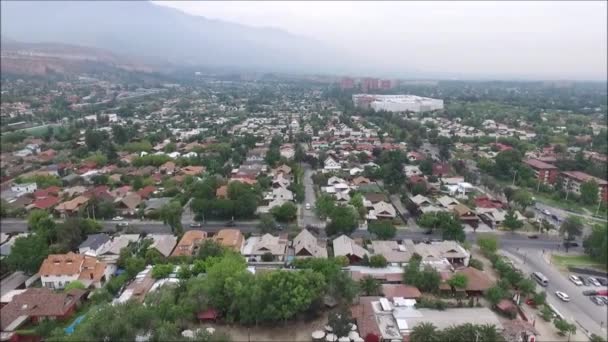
[154,1,607,80]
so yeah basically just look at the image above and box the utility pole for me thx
[512,169,518,186]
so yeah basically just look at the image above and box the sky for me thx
[154,1,607,80]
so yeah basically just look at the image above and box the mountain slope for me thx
[1,1,352,73]
[1,38,159,76]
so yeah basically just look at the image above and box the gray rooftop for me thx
[79,233,110,251]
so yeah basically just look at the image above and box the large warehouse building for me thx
[353,94,444,113]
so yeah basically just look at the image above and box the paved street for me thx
[299,163,326,228]
[503,248,607,338]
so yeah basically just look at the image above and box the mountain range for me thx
[1,1,358,75]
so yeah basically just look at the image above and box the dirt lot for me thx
[198,312,329,342]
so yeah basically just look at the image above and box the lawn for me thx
[551,254,607,271]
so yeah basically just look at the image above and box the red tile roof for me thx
[32,196,60,210]
[523,159,557,170]
[381,284,422,299]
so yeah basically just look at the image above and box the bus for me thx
[532,272,549,287]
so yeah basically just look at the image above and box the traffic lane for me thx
[301,164,325,227]
[508,248,606,337]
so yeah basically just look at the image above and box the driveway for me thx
[503,248,607,338]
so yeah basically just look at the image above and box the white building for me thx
[353,94,444,113]
[10,183,37,195]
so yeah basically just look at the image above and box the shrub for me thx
[468,258,484,270]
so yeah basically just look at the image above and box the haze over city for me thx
[155,1,608,80]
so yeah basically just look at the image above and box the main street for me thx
[0,218,578,253]
[503,248,607,338]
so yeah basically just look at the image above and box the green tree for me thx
[369,255,388,268]
[503,209,523,231]
[152,264,174,279]
[327,309,352,338]
[447,274,468,291]
[124,257,146,278]
[554,318,576,337]
[261,252,274,262]
[560,216,583,244]
[270,202,297,222]
[477,235,499,255]
[580,180,599,205]
[369,221,396,239]
[4,234,49,274]
[533,291,547,306]
[417,266,441,293]
[160,201,183,235]
[315,194,336,218]
[409,322,441,342]
[583,224,608,267]
[516,278,536,296]
[197,240,225,260]
[327,206,359,236]
[257,214,278,233]
[485,285,507,306]
[359,276,380,296]
[64,280,86,291]
[513,189,534,209]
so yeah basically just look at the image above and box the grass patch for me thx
[551,254,607,271]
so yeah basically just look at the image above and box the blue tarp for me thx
[64,314,86,335]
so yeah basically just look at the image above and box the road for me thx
[503,248,607,338]
[299,163,325,228]
[0,219,258,234]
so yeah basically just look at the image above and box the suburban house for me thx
[242,233,288,262]
[367,201,397,220]
[98,234,141,264]
[476,208,506,228]
[147,234,178,258]
[78,233,111,257]
[54,195,89,217]
[413,240,471,268]
[333,235,370,264]
[439,267,494,295]
[213,229,244,252]
[368,240,411,266]
[292,229,328,259]
[523,159,558,185]
[437,196,460,210]
[403,165,422,177]
[1,288,86,340]
[38,252,112,289]
[114,192,142,216]
[452,204,479,227]
[171,231,207,257]
[323,156,341,171]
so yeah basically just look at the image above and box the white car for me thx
[569,275,583,286]
[555,291,570,302]
[542,209,551,216]
[588,277,601,287]
[112,216,124,221]
[305,203,311,210]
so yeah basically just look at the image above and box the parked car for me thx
[117,222,129,227]
[189,222,202,227]
[112,216,124,221]
[580,277,590,286]
[583,289,598,296]
[542,209,551,216]
[555,291,570,302]
[596,278,608,286]
[569,275,583,286]
[588,277,601,287]
[528,234,539,239]
[563,241,579,248]
[590,296,605,305]
[305,203,311,210]
[225,220,236,227]
[600,296,608,305]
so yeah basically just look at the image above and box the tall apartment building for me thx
[561,171,608,202]
[523,159,558,184]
